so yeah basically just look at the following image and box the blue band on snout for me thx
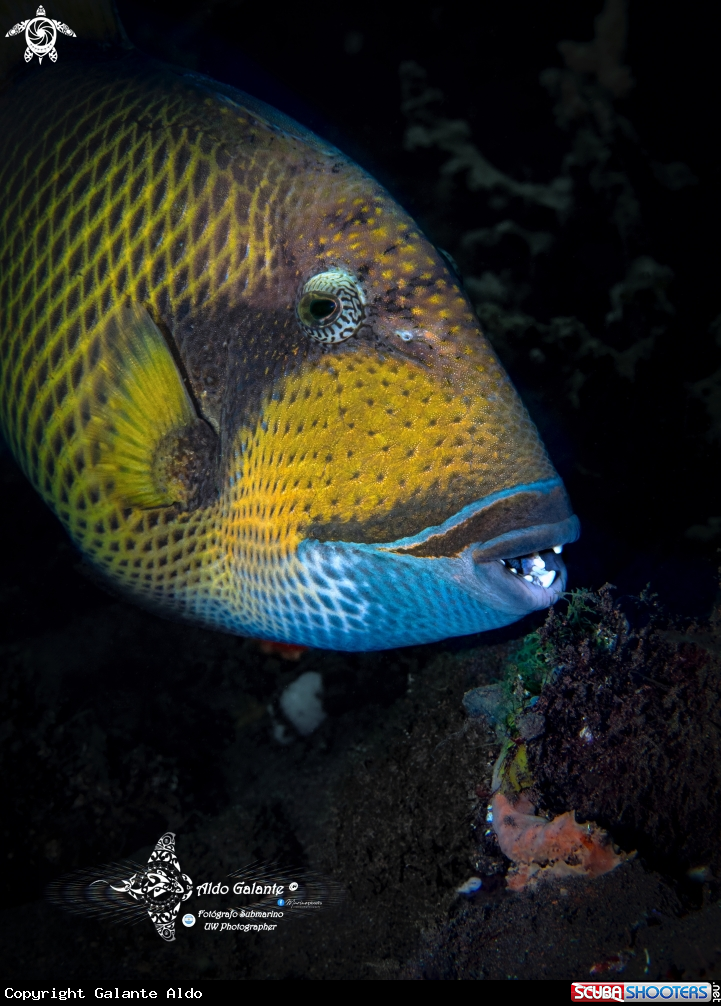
[340,477,565,552]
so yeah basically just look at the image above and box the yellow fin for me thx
[88,304,199,509]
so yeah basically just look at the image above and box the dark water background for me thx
[1,0,720,982]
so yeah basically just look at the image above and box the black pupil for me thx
[309,296,337,321]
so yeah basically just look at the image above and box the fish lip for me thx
[291,482,579,646]
[467,547,569,614]
[470,518,578,605]
[373,479,578,560]
[471,515,580,564]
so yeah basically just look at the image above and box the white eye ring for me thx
[296,269,366,344]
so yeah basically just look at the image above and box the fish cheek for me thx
[175,299,312,440]
[222,307,320,431]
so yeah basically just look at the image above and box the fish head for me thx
[216,145,579,649]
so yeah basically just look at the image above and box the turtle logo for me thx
[4,5,76,64]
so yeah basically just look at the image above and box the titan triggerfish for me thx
[0,0,579,650]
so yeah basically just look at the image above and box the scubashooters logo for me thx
[4,5,76,63]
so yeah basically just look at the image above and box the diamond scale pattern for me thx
[0,57,287,622]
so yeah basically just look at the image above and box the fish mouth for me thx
[498,544,566,590]
[435,517,576,621]
[471,512,579,598]
[290,479,579,650]
[380,478,579,607]
[478,542,569,609]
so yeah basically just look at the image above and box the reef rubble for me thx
[464,584,721,898]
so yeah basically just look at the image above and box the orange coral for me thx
[491,791,627,891]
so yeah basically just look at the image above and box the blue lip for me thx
[290,534,569,651]
[367,477,566,552]
[471,515,580,562]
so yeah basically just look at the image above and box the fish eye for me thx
[296,269,365,344]
[298,293,341,325]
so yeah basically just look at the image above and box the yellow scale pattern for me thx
[0,62,302,620]
[229,350,546,550]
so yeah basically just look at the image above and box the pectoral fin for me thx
[88,304,218,509]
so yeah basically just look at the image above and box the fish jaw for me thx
[245,536,569,652]
[218,495,578,651]
[218,368,579,647]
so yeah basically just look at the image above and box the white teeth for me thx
[519,569,557,588]
[553,545,563,554]
[504,552,559,587]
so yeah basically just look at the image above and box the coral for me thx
[466,586,721,892]
[605,256,674,326]
[466,596,631,892]
[399,61,572,217]
[525,587,721,880]
[463,631,552,743]
[556,0,635,99]
[490,790,627,891]
[691,365,721,440]
[400,61,572,214]
[688,315,721,461]
[685,516,721,542]
[398,1,720,579]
